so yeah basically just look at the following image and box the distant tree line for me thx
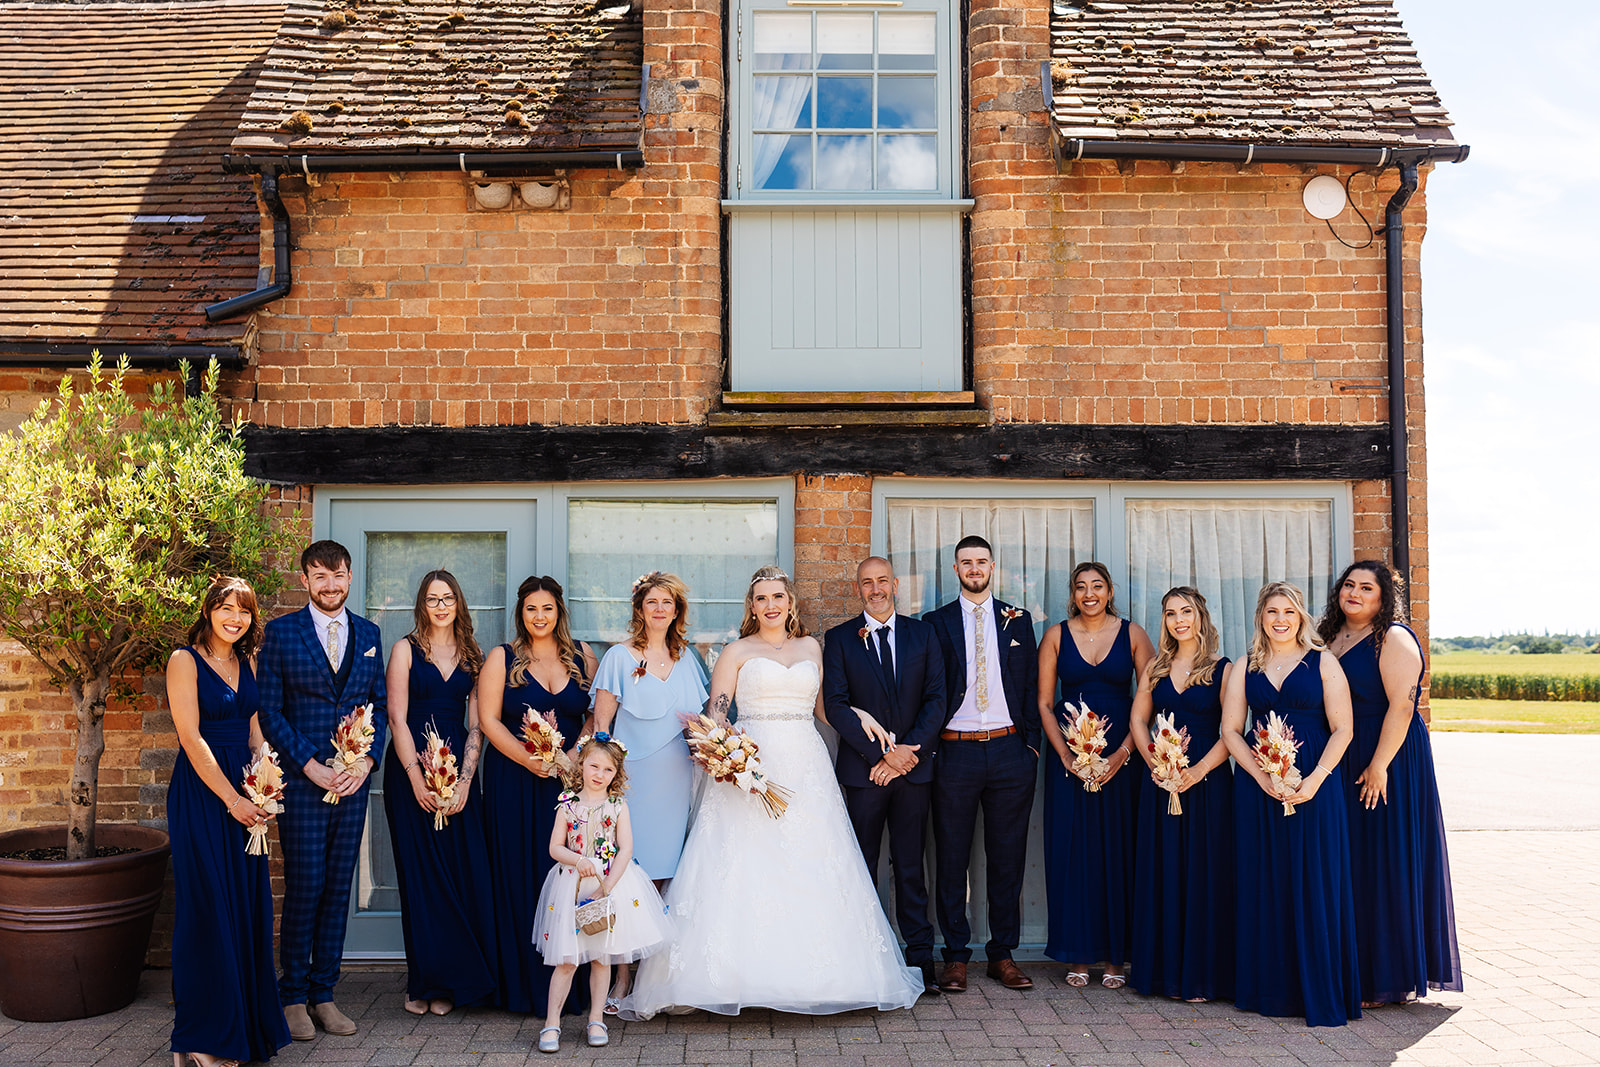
[1432,633,1599,655]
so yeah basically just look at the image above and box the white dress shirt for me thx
[310,604,349,670]
[946,596,1013,732]
[863,612,896,668]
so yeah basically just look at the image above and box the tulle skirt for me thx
[532,861,673,967]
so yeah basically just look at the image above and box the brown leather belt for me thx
[940,725,1017,742]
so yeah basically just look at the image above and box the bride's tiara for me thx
[750,569,791,586]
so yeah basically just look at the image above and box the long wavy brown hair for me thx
[626,571,690,661]
[185,575,263,658]
[562,735,630,799]
[1147,586,1223,687]
[1247,580,1325,672]
[1316,560,1408,655]
[410,569,483,677]
[508,575,586,689]
[1066,561,1119,619]
[739,565,807,640]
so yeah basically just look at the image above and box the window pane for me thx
[816,75,872,129]
[752,75,812,130]
[754,133,812,189]
[816,12,872,69]
[566,499,780,649]
[878,134,937,190]
[885,499,1096,638]
[754,11,811,69]
[815,134,872,189]
[1125,499,1334,662]
[876,76,936,129]
[879,13,936,70]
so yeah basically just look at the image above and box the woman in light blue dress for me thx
[591,571,708,1006]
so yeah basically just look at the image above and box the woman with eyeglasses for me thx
[381,570,498,1017]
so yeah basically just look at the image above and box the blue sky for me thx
[1399,0,1598,637]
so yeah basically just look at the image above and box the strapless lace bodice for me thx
[733,658,820,721]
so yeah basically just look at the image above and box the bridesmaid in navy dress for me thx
[1222,581,1361,1027]
[1037,562,1154,989]
[382,570,497,1016]
[166,576,290,1067]
[478,576,598,1016]
[1129,587,1235,1003]
[1319,562,1461,1007]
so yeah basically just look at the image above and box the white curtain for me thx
[1125,499,1334,662]
[751,13,814,188]
[885,499,1095,638]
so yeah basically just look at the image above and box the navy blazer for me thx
[257,606,389,777]
[922,597,1041,752]
[822,613,947,788]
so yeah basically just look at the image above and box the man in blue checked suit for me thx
[921,535,1040,994]
[257,540,388,1041]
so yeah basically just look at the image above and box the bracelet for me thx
[404,760,419,772]
[229,795,244,810]
[1314,763,1335,777]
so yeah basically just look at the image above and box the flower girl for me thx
[532,733,672,1052]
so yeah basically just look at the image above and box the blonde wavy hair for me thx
[562,735,630,799]
[739,565,807,639]
[626,571,690,661]
[1147,586,1222,687]
[1247,580,1324,672]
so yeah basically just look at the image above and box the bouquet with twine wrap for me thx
[1251,710,1304,816]
[1062,699,1111,791]
[1147,711,1192,816]
[520,706,571,773]
[322,702,375,804]
[685,714,793,818]
[241,743,285,856]
[420,723,459,831]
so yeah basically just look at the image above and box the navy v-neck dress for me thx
[1043,618,1138,967]
[1233,651,1361,1027]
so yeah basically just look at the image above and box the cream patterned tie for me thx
[973,603,989,715]
[325,619,340,670]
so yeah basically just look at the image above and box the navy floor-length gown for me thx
[381,637,499,1007]
[1234,652,1361,1027]
[482,645,589,1014]
[1044,618,1138,967]
[1338,625,1462,1004]
[1131,661,1235,1001]
[168,648,291,1062]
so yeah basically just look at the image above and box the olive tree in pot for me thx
[0,358,291,1021]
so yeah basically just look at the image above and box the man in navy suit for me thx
[823,556,947,995]
[922,535,1040,993]
[257,540,388,1040]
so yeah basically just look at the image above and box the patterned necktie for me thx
[325,619,340,670]
[973,603,990,715]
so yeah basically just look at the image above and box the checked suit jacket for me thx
[257,605,388,777]
[922,597,1041,753]
[822,613,947,788]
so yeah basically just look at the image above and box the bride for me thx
[619,566,924,1018]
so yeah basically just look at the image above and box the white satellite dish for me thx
[1302,174,1347,220]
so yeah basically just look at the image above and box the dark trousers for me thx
[844,777,934,965]
[277,774,369,1005]
[932,735,1037,963]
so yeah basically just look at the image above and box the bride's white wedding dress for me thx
[619,657,923,1018]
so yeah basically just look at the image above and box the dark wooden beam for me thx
[243,423,1390,484]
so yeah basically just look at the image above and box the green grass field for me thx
[1431,652,1600,677]
[1428,698,1600,734]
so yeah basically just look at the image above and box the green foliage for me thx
[1431,673,1600,702]
[0,356,295,698]
[1431,632,1596,654]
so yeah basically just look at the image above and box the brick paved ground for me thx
[4,736,1597,1066]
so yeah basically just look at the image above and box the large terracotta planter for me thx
[0,824,170,1021]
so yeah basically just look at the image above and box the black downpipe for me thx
[1384,161,1420,588]
[205,170,291,323]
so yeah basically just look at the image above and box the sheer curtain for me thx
[751,14,813,188]
[1125,499,1334,662]
[885,499,1095,637]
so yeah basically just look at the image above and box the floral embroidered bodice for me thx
[558,791,623,877]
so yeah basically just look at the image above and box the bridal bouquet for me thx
[685,714,794,818]
[1148,711,1192,816]
[1062,699,1111,791]
[1251,710,1304,816]
[520,706,571,772]
[322,702,376,804]
[420,723,459,831]
[241,743,285,857]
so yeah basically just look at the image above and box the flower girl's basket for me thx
[574,876,615,936]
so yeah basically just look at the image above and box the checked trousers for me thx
[276,773,370,1006]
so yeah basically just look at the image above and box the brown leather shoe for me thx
[986,958,1034,990]
[283,1003,315,1042]
[939,961,968,993]
[310,1000,358,1036]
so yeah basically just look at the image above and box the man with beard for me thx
[922,535,1040,993]
[257,540,389,1040]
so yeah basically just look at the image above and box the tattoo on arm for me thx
[707,693,732,723]
[1408,685,1419,706]
[462,726,482,779]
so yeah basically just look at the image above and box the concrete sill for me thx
[722,391,976,409]
[707,408,992,430]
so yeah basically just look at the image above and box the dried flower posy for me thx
[241,743,285,856]
[520,706,570,772]
[322,702,376,804]
[1062,699,1111,791]
[685,714,794,818]
[1251,710,1304,816]
[420,722,459,831]
[1147,711,1192,815]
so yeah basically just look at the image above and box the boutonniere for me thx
[632,659,648,682]
[858,626,870,644]
[1000,606,1024,627]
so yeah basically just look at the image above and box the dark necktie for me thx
[876,625,897,694]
